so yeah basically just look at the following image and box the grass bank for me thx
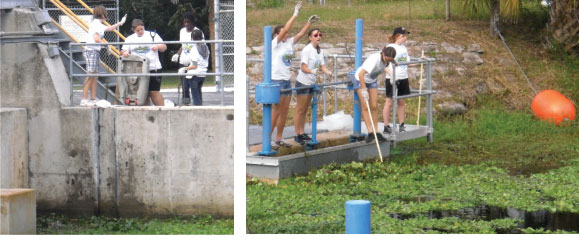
[37,214,233,234]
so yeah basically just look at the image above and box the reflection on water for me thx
[389,205,579,233]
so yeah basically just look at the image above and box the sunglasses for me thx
[312,33,323,38]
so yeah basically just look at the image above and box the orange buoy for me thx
[531,90,576,126]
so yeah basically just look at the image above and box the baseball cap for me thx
[393,27,410,35]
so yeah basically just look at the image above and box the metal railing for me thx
[70,40,235,106]
[246,54,437,150]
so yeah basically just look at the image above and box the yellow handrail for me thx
[74,0,126,41]
[50,0,122,56]
[51,19,118,73]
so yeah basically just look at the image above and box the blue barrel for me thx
[345,200,371,234]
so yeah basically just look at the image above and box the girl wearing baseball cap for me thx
[383,27,411,134]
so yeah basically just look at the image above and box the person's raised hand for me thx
[119,14,127,26]
[308,15,320,24]
[293,1,302,17]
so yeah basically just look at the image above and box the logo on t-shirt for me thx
[282,50,293,67]
[133,46,150,54]
[184,44,193,54]
[314,60,321,70]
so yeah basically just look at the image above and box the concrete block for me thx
[1,108,29,188]
[0,189,36,234]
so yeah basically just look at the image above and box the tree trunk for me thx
[489,0,500,37]
[445,0,450,21]
[548,0,579,52]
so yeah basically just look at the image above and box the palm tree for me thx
[460,0,578,53]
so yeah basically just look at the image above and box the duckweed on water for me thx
[247,107,579,234]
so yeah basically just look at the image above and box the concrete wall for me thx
[1,108,29,188]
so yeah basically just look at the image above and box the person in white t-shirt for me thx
[120,19,167,106]
[171,11,205,105]
[178,29,210,106]
[383,27,411,133]
[354,47,396,143]
[293,28,333,145]
[269,1,319,149]
[80,5,126,107]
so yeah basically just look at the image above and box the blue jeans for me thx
[185,76,205,106]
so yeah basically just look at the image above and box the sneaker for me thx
[383,125,392,134]
[300,134,312,141]
[399,123,406,132]
[89,99,98,106]
[80,99,90,107]
[271,141,280,150]
[376,133,387,142]
[294,135,306,145]
[183,97,191,105]
[275,140,292,148]
[365,134,375,143]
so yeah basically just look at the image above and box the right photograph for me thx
[245,0,579,234]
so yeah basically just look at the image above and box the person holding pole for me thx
[383,27,411,133]
[354,47,395,143]
[293,28,332,145]
[270,1,319,149]
[120,19,168,106]
[80,5,126,106]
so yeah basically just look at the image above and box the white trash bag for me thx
[164,99,175,107]
[95,100,112,108]
[317,110,353,131]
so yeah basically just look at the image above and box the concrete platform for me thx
[247,130,389,183]
[0,189,36,235]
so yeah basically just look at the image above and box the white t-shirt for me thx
[296,43,325,85]
[355,52,385,83]
[385,43,409,80]
[122,31,164,70]
[271,36,295,80]
[185,44,210,78]
[86,19,107,51]
[179,27,204,65]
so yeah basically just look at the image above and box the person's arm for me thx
[292,21,311,44]
[151,35,167,52]
[301,63,316,74]
[105,14,126,32]
[277,1,302,44]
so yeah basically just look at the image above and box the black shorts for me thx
[385,78,410,98]
[149,69,162,91]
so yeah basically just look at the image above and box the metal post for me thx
[392,62,398,142]
[257,26,278,156]
[345,200,371,234]
[352,19,363,139]
[247,75,251,152]
[219,40,225,106]
[322,57,327,117]
[214,0,222,99]
[69,43,73,104]
[427,61,433,143]
[333,54,338,114]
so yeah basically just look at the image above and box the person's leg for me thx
[383,98,392,128]
[191,76,204,106]
[82,76,91,99]
[275,95,291,141]
[149,91,165,106]
[397,99,405,124]
[293,94,312,135]
[369,88,379,132]
[89,77,97,100]
[357,88,373,133]
[180,65,190,105]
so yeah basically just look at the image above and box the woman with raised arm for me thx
[80,5,126,106]
[293,28,332,145]
[270,1,320,149]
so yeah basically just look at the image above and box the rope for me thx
[497,30,538,95]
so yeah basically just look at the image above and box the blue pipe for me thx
[345,200,371,234]
[353,19,363,138]
[257,26,278,156]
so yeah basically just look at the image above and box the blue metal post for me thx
[352,19,363,140]
[256,26,279,156]
[345,200,371,234]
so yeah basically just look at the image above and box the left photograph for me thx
[0,0,233,234]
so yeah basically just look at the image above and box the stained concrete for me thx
[0,189,36,234]
[0,108,29,188]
